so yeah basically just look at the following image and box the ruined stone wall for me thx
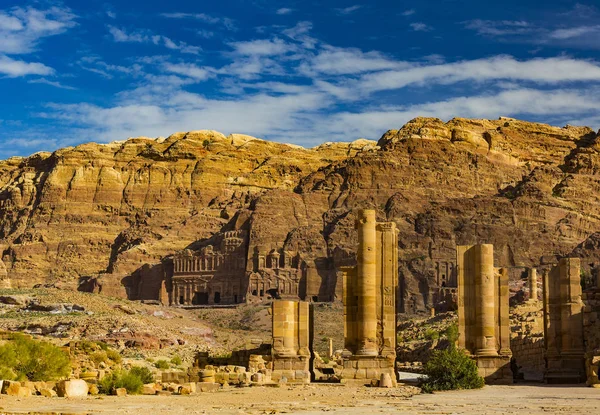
[543,258,586,383]
[583,288,600,386]
[510,304,545,381]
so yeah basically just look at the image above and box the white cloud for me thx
[302,46,406,75]
[282,21,317,49]
[160,12,236,30]
[0,54,53,77]
[107,26,200,54]
[163,63,213,80]
[464,20,533,37]
[276,8,294,15]
[549,26,600,40]
[353,56,600,95]
[402,9,415,16]
[410,22,433,32]
[28,77,76,90]
[228,38,294,56]
[197,30,214,39]
[0,6,77,54]
[336,5,362,15]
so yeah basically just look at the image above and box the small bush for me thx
[106,349,122,364]
[129,366,154,384]
[170,355,182,366]
[424,329,440,341]
[99,370,143,395]
[420,347,484,393]
[90,351,108,366]
[154,360,170,369]
[444,324,459,345]
[0,333,70,381]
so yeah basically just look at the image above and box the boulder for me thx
[3,381,31,397]
[88,384,99,395]
[40,388,57,397]
[379,373,393,388]
[142,384,157,395]
[56,379,89,397]
[0,295,31,305]
[115,387,127,396]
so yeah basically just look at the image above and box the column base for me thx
[544,353,586,384]
[271,355,311,384]
[476,355,512,385]
[340,355,397,386]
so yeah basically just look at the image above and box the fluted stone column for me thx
[475,244,498,357]
[529,268,538,302]
[356,209,378,356]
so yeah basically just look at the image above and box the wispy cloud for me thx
[549,26,600,40]
[276,8,294,15]
[464,20,533,36]
[463,5,600,49]
[402,9,415,16]
[410,22,433,32]
[0,6,77,54]
[228,38,294,56]
[162,63,213,81]
[0,55,53,77]
[160,12,236,31]
[336,5,362,15]
[107,26,201,54]
[28,77,76,90]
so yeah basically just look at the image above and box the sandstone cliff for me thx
[1,118,600,311]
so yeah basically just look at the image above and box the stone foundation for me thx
[340,356,396,386]
[476,355,512,385]
[543,258,586,384]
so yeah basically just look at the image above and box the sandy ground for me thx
[0,384,598,415]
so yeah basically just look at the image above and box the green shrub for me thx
[444,323,459,345]
[420,347,484,393]
[0,333,70,381]
[90,351,108,366]
[170,355,182,366]
[154,360,170,369]
[129,366,154,384]
[99,369,143,394]
[424,329,440,341]
[106,349,122,364]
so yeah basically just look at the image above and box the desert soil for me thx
[0,385,598,415]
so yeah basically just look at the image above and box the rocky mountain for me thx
[1,117,600,311]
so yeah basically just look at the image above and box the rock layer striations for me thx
[1,118,600,310]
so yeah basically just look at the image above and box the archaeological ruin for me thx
[542,258,586,383]
[271,300,313,383]
[457,244,512,384]
[338,210,398,385]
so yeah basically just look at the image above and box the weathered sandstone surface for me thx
[1,118,600,310]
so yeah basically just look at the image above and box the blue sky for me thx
[1,0,600,158]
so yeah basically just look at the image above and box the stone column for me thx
[356,209,378,356]
[529,268,538,302]
[498,268,511,355]
[475,244,498,357]
[273,300,297,355]
[297,301,311,356]
[341,266,357,355]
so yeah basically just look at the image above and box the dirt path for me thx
[0,385,598,414]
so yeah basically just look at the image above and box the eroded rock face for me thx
[2,119,600,311]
